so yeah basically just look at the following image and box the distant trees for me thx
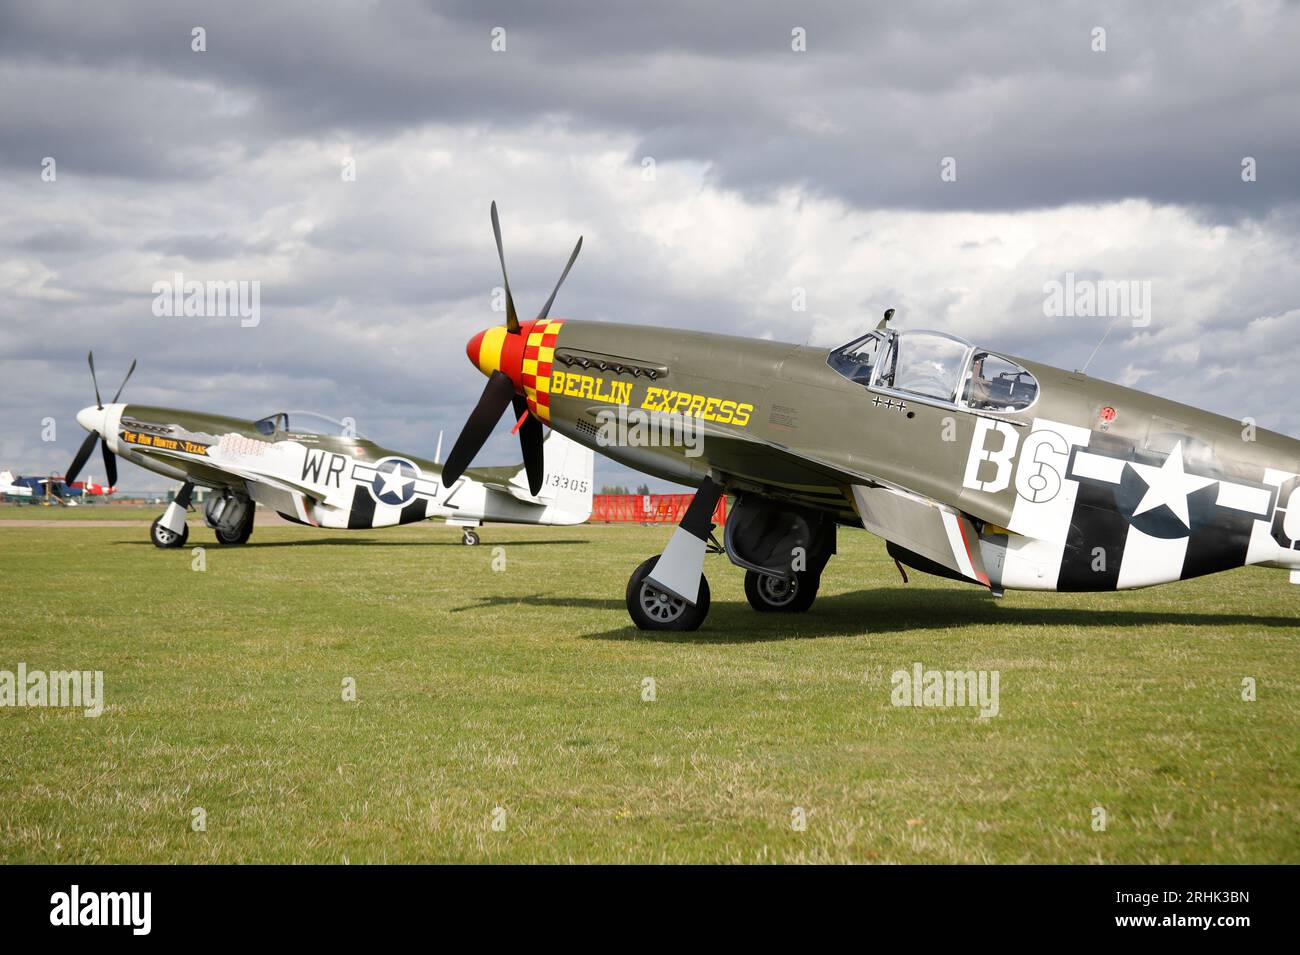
[599,483,655,495]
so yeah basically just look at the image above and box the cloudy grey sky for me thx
[2,0,1298,492]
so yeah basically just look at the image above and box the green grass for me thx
[1,517,1297,863]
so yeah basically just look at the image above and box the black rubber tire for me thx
[626,556,710,631]
[463,529,481,546]
[215,509,254,545]
[151,519,189,549]
[744,569,819,613]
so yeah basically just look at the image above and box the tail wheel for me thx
[626,556,710,631]
[744,569,819,613]
[462,528,481,546]
[151,519,189,549]
[215,508,254,545]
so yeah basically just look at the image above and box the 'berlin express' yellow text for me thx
[551,371,752,426]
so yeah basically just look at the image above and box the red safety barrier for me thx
[591,493,726,525]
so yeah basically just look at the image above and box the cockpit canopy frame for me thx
[253,411,366,439]
[827,328,1039,414]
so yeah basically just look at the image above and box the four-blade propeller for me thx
[441,202,582,495]
[66,351,135,488]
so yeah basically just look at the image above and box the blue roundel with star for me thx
[369,457,420,506]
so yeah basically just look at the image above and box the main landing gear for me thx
[152,484,257,548]
[150,517,189,548]
[743,568,820,613]
[205,488,255,545]
[624,485,836,631]
[627,556,712,630]
[624,476,723,632]
[151,482,193,549]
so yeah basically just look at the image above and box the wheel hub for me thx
[641,582,685,622]
[759,574,798,607]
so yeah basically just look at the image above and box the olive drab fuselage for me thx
[512,319,1300,593]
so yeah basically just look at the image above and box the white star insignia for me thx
[1128,441,1216,529]
[377,463,413,499]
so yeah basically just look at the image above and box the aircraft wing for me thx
[689,425,870,520]
[125,443,249,491]
[691,424,991,587]
[849,484,990,586]
[211,463,322,525]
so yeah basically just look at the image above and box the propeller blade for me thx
[536,235,583,321]
[489,201,521,334]
[441,370,517,486]
[66,432,97,485]
[512,395,544,496]
[109,358,137,403]
[87,351,103,409]
[100,438,117,488]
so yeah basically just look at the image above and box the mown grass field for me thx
[1,509,1297,863]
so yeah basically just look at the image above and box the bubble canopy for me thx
[828,328,1038,413]
[253,411,367,438]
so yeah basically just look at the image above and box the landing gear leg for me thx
[625,475,723,631]
[151,482,192,549]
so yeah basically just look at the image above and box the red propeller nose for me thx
[464,322,536,387]
[442,202,579,496]
[466,329,487,370]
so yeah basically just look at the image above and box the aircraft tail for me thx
[511,431,593,522]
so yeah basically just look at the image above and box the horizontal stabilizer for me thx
[467,431,593,517]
